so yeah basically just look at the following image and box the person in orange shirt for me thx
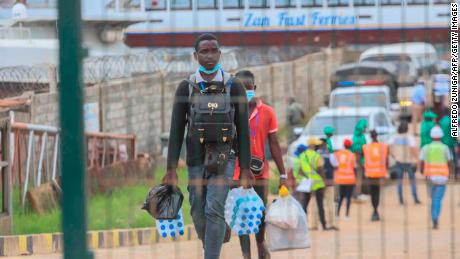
[233,70,287,259]
[335,139,357,219]
[362,130,389,222]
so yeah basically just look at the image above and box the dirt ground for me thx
[8,180,460,259]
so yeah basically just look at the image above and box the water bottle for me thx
[156,209,185,238]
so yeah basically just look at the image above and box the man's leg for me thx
[337,185,346,217]
[295,191,311,213]
[187,165,207,245]
[203,158,235,259]
[395,163,404,204]
[431,184,447,228]
[324,186,336,227]
[315,188,327,230]
[407,165,420,203]
[345,185,354,217]
[370,183,381,221]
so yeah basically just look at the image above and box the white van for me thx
[359,42,438,76]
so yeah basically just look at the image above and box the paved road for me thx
[8,181,460,259]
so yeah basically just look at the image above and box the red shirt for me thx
[234,99,278,180]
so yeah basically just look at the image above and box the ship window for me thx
[249,0,269,8]
[223,0,244,8]
[145,0,167,10]
[353,0,375,6]
[171,0,192,9]
[275,0,296,7]
[328,0,349,6]
[434,0,453,4]
[301,0,323,6]
[25,0,57,8]
[198,0,219,8]
[379,0,401,5]
[407,0,428,4]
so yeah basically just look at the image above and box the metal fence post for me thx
[57,0,92,258]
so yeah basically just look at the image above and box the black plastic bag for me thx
[142,184,184,220]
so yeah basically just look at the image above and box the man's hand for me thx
[240,169,255,189]
[162,168,179,187]
[279,174,288,188]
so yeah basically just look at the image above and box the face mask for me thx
[199,63,222,75]
[246,90,255,102]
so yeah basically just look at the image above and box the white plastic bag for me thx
[295,178,312,193]
[156,209,185,239]
[266,197,310,251]
[265,195,300,229]
[225,187,265,236]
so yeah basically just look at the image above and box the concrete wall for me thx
[27,48,358,155]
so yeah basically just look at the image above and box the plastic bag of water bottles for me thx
[266,186,310,251]
[225,187,265,236]
[156,209,185,239]
[266,195,300,229]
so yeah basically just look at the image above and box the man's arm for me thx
[231,79,253,187]
[268,132,287,184]
[163,81,189,186]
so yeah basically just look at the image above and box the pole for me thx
[57,0,92,258]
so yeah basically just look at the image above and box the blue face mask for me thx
[199,63,222,75]
[246,90,255,102]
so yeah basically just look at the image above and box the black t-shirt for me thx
[166,77,250,169]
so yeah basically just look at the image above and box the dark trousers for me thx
[337,185,354,217]
[295,188,327,229]
[370,184,380,213]
[238,179,268,256]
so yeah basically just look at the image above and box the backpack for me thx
[186,71,236,145]
[186,71,236,174]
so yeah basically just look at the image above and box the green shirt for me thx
[420,120,436,147]
[326,138,334,153]
[440,116,457,148]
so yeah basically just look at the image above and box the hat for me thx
[307,137,323,146]
[294,144,308,156]
[323,126,335,135]
[423,110,438,119]
[430,126,444,139]
[343,139,353,148]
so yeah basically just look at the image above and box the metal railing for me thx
[10,122,136,207]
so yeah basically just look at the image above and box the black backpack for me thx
[186,71,236,145]
[186,72,236,174]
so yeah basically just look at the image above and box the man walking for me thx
[362,130,389,221]
[335,139,357,219]
[163,34,253,259]
[419,126,454,229]
[232,70,287,259]
[294,138,333,231]
[287,97,305,143]
[388,121,421,205]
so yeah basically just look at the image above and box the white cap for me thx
[430,126,444,139]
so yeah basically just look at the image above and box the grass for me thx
[11,168,191,235]
[11,165,283,235]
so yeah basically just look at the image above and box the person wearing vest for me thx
[232,70,287,259]
[335,139,357,219]
[163,34,253,259]
[313,138,339,230]
[294,138,334,231]
[420,110,437,148]
[419,126,454,229]
[363,130,389,222]
[388,121,421,205]
[439,115,459,178]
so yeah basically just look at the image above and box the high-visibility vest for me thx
[363,142,389,178]
[297,149,325,191]
[334,150,356,185]
[423,142,449,177]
